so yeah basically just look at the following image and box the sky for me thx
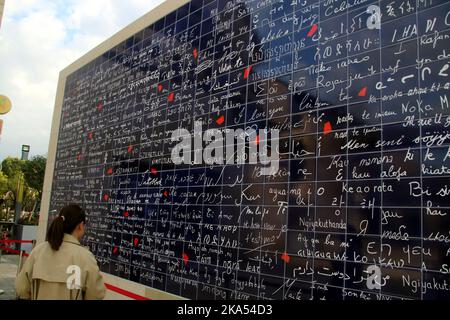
[0,0,165,161]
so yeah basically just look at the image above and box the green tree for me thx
[0,171,8,195]
[0,172,13,221]
[1,157,24,178]
[0,155,47,223]
[22,155,46,198]
[0,158,22,207]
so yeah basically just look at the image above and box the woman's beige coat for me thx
[15,234,105,300]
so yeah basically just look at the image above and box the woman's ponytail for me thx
[46,205,86,251]
[47,215,65,250]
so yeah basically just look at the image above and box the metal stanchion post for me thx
[17,250,23,277]
[14,250,25,299]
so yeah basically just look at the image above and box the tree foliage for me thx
[22,155,46,197]
[1,157,24,179]
[0,155,47,222]
[0,171,8,195]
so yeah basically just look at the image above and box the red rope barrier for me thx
[0,246,29,257]
[104,283,151,300]
[0,239,34,244]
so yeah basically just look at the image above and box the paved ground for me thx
[0,254,19,300]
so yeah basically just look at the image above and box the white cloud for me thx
[0,0,165,161]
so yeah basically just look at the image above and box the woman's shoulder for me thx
[29,240,96,265]
[74,245,99,268]
[63,241,96,261]
[30,241,50,255]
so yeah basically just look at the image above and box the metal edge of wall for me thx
[37,72,66,245]
[38,0,190,300]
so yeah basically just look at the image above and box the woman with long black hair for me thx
[16,204,105,300]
